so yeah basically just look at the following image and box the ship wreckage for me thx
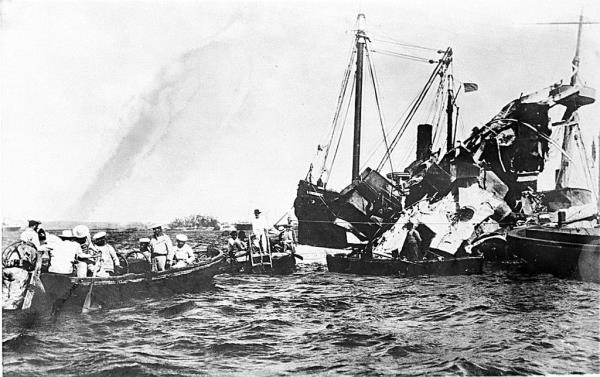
[294,14,598,276]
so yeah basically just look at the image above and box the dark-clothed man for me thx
[403,222,422,261]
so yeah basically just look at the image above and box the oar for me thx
[293,253,304,260]
[82,257,100,314]
[21,249,44,310]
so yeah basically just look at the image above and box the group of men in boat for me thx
[225,209,297,261]
[13,220,198,277]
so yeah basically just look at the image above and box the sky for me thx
[1,0,599,225]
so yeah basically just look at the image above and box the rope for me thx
[365,45,394,173]
[371,49,435,64]
[370,36,440,52]
[326,74,356,184]
[376,48,452,172]
[320,45,357,179]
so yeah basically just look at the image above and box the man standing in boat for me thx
[403,222,422,261]
[92,231,121,276]
[150,223,173,271]
[251,209,270,251]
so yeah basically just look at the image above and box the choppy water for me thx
[3,246,600,376]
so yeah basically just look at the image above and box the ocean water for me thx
[2,236,600,376]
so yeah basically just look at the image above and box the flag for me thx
[463,82,478,93]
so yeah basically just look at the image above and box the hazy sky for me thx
[1,0,599,224]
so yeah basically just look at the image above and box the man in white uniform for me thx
[251,209,270,251]
[92,231,121,277]
[73,225,99,277]
[20,220,42,249]
[47,230,80,274]
[169,234,195,269]
[150,224,173,271]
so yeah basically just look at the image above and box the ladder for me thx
[248,231,273,272]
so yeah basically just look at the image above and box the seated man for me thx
[279,225,296,253]
[92,231,121,277]
[73,225,99,277]
[227,231,246,259]
[47,230,80,274]
[20,220,42,249]
[139,238,152,260]
[169,234,195,269]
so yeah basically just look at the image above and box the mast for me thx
[352,14,366,181]
[557,12,584,188]
[445,52,454,153]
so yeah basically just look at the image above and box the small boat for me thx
[2,241,226,311]
[214,244,297,275]
[507,226,600,282]
[326,252,483,277]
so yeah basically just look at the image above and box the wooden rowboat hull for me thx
[326,253,483,277]
[37,253,226,310]
[227,252,297,275]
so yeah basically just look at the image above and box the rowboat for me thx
[326,253,483,277]
[2,241,226,311]
[507,226,600,282]
[215,246,297,275]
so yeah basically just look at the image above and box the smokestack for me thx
[417,124,433,161]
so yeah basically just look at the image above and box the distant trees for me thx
[169,214,220,230]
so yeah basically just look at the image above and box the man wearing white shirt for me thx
[169,234,195,269]
[47,230,79,274]
[251,209,270,251]
[20,220,41,249]
[150,224,173,271]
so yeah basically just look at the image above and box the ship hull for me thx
[507,226,600,282]
[326,253,483,277]
[293,180,348,248]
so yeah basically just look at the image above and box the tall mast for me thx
[352,14,366,181]
[445,50,454,153]
[557,12,585,189]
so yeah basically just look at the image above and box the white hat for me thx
[139,237,150,243]
[175,234,188,242]
[60,229,74,239]
[92,231,107,240]
[72,225,90,239]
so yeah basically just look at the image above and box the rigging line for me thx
[321,46,357,174]
[385,49,451,154]
[370,49,433,63]
[377,49,451,171]
[326,74,356,183]
[361,90,420,168]
[365,45,394,174]
[369,35,440,52]
[430,77,447,148]
[574,124,597,199]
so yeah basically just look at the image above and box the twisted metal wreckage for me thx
[294,14,597,268]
